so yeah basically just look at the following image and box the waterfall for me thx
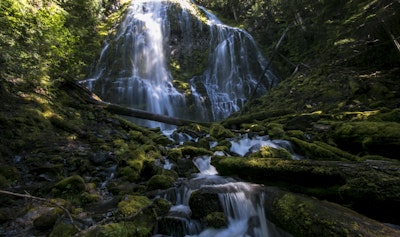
[83,0,277,128]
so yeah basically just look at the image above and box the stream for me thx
[82,0,294,236]
[150,130,298,236]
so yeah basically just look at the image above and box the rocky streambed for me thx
[1,99,400,237]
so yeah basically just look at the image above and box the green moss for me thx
[117,166,140,182]
[117,195,151,217]
[209,123,235,140]
[179,145,213,157]
[205,212,228,228]
[147,174,176,191]
[266,123,286,139]
[189,190,223,219]
[290,137,356,161]
[53,175,86,194]
[152,198,172,217]
[332,122,400,159]
[251,146,292,159]
[49,221,78,237]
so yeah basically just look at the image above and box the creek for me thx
[154,130,296,237]
[83,0,292,236]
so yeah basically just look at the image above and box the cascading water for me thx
[82,0,277,127]
[154,155,293,237]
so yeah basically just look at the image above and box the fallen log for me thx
[263,186,400,237]
[92,100,206,126]
[61,79,209,127]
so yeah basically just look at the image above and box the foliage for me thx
[0,0,119,92]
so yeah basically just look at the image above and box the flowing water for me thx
[82,1,291,235]
[82,0,277,128]
[154,154,293,237]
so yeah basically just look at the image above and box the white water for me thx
[84,0,186,128]
[83,0,277,127]
[154,153,292,237]
[230,134,302,159]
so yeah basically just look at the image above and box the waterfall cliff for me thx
[84,0,277,127]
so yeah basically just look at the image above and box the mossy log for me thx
[263,186,400,237]
[61,79,209,127]
[212,157,400,224]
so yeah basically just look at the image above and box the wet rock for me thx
[213,156,400,224]
[189,190,223,219]
[147,174,177,191]
[90,151,113,165]
[117,195,151,217]
[33,209,59,230]
[263,186,400,237]
[205,212,228,228]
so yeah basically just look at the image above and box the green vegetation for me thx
[0,0,399,236]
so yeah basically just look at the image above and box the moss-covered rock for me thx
[49,221,78,237]
[52,175,86,194]
[205,212,228,228]
[209,123,235,140]
[189,190,223,220]
[250,146,292,159]
[331,121,400,160]
[117,195,152,217]
[33,208,60,230]
[263,187,400,237]
[147,174,177,191]
[152,198,171,217]
[289,137,357,161]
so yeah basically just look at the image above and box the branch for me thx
[0,190,82,232]
[73,204,153,237]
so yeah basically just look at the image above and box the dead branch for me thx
[0,190,82,232]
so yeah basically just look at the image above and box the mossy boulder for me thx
[49,221,78,237]
[331,121,400,160]
[33,208,61,230]
[205,212,228,228]
[289,137,357,161]
[263,187,400,237]
[147,174,177,191]
[152,198,172,217]
[189,190,223,220]
[209,123,235,140]
[250,146,292,159]
[179,145,214,157]
[117,195,152,217]
[52,175,86,194]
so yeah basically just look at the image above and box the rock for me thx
[33,209,59,230]
[205,212,228,228]
[331,121,400,160]
[52,175,86,194]
[189,190,223,219]
[117,195,152,217]
[147,174,177,191]
[263,186,400,237]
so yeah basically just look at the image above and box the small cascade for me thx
[154,153,293,237]
[230,134,302,159]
